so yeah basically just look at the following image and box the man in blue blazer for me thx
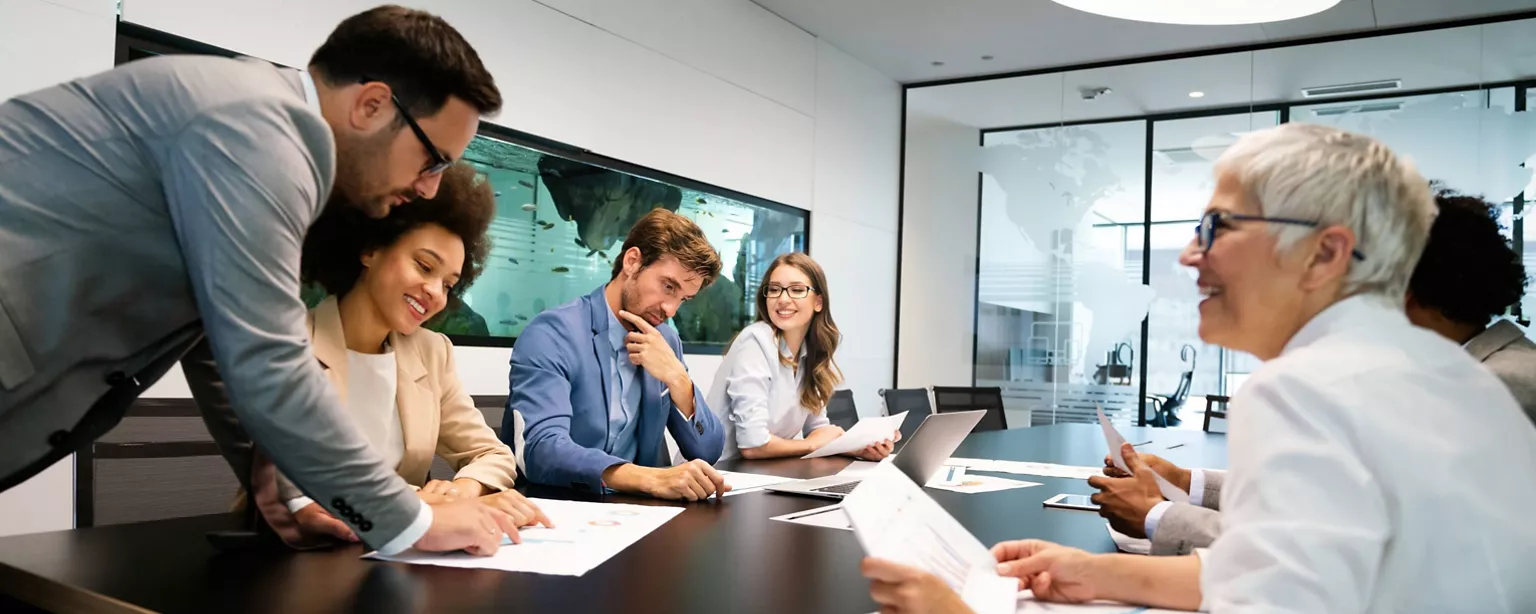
[506,209,729,499]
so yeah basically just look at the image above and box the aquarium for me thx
[414,127,808,353]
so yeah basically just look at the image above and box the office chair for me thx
[879,388,934,443]
[826,389,859,430]
[1148,345,1196,428]
[1202,395,1229,434]
[930,386,1007,431]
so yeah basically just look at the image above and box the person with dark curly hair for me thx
[258,162,549,544]
[1406,189,1536,422]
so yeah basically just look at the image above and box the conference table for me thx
[0,424,1226,614]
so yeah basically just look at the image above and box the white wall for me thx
[0,0,898,534]
[0,0,118,536]
[897,112,980,388]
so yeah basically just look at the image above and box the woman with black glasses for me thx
[705,252,894,460]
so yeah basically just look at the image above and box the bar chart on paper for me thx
[365,498,684,576]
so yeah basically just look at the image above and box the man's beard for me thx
[331,130,400,219]
[620,280,663,330]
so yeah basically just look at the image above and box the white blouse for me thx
[706,321,830,460]
[286,348,402,512]
[1198,295,1536,613]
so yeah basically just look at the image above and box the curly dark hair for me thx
[302,162,494,300]
[1407,188,1528,327]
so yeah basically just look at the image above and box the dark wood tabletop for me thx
[0,424,1225,614]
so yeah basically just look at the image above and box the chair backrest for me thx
[930,386,1007,431]
[880,388,934,442]
[1202,395,1229,434]
[1170,371,1194,404]
[826,389,860,430]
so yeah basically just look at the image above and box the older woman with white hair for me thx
[858,123,1536,614]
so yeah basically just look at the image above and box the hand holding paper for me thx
[1096,407,1187,503]
[802,411,907,459]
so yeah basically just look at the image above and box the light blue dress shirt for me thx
[604,308,643,463]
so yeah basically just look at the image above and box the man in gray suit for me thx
[0,5,517,555]
[1093,188,1535,554]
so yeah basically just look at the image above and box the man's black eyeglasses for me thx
[361,78,453,176]
[1195,210,1366,261]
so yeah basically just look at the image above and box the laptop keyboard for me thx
[810,480,861,495]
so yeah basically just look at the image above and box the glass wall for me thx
[975,120,1150,428]
[906,14,1536,428]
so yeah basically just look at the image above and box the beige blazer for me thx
[274,297,518,502]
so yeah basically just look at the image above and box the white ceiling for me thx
[752,0,1536,83]
[905,16,1536,130]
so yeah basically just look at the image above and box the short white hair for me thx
[1215,123,1436,299]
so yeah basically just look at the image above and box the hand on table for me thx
[480,490,554,528]
[993,539,1099,603]
[413,498,523,555]
[618,459,731,501]
[860,557,974,614]
[292,502,358,543]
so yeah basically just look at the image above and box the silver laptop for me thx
[764,410,986,500]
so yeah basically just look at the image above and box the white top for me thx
[286,348,403,513]
[706,321,831,459]
[1198,295,1536,613]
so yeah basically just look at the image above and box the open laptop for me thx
[764,410,986,500]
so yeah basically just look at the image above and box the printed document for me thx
[803,411,908,459]
[365,498,683,576]
[717,470,797,496]
[1097,406,1188,503]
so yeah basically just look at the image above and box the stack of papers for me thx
[803,412,908,459]
[926,474,1041,494]
[365,498,683,576]
[843,463,1018,614]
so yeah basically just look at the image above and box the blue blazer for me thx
[504,285,724,492]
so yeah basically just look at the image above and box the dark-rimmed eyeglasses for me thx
[361,77,453,176]
[1195,210,1366,261]
[763,284,814,299]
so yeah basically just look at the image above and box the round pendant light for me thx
[1051,0,1341,25]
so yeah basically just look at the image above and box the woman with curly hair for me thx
[1406,188,1535,422]
[274,163,548,542]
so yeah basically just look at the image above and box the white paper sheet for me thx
[947,458,1104,480]
[363,498,683,576]
[1106,523,1151,555]
[716,470,797,496]
[926,474,1042,494]
[1096,406,1188,503]
[1015,591,1182,612]
[770,504,852,531]
[843,463,1016,614]
[803,411,908,459]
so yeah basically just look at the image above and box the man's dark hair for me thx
[303,163,494,300]
[609,209,722,287]
[1408,188,1528,327]
[309,5,501,117]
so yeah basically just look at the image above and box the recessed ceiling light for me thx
[1051,0,1339,25]
[1188,91,1206,98]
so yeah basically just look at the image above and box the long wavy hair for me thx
[755,252,843,414]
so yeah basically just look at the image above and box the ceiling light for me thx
[1051,0,1340,25]
[1188,91,1205,98]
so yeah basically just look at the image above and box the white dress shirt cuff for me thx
[375,499,433,555]
[1143,500,1175,540]
[285,496,316,514]
[1188,469,1207,508]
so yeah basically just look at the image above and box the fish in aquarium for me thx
[498,319,515,326]
[598,251,608,259]
[551,266,570,273]
[507,257,519,265]
[521,203,537,212]
[494,191,502,197]
[574,237,586,248]
[585,249,597,257]
[518,179,534,188]
[695,197,706,204]
[517,314,529,321]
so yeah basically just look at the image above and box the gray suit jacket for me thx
[0,55,417,547]
[1150,469,1224,556]
[1466,320,1536,426]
